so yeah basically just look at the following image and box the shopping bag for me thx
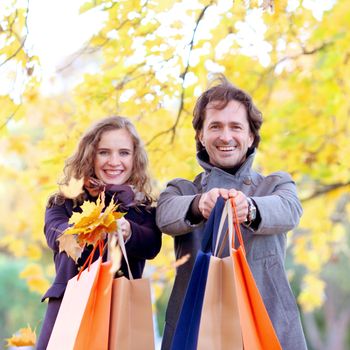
[171,201,226,350]
[228,198,281,350]
[171,197,282,350]
[196,197,242,350]
[47,242,113,350]
[108,229,155,350]
[197,256,242,350]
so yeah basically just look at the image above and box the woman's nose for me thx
[107,153,120,166]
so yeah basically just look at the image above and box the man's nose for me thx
[219,128,232,142]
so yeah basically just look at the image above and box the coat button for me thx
[243,177,252,185]
[116,270,124,277]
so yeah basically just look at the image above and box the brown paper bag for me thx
[197,255,243,350]
[108,227,155,350]
[108,276,155,350]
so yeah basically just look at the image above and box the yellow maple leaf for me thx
[80,226,108,246]
[68,197,104,228]
[57,234,84,262]
[59,177,84,199]
[58,192,124,256]
[6,325,36,347]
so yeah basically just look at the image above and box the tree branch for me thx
[146,2,214,146]
[0,105,21,131]
[253,41,333,95]
[0,0,30,68]
[57,1,151,73]
[301,182,350,202]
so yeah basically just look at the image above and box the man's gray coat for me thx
[156,150,307,350]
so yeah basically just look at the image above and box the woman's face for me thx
[94,128,134,185]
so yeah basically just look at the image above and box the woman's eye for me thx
[120,150,131,156]
[98,150,109,156]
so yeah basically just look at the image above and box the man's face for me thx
[199,100,254,168]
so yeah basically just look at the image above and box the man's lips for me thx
[216,145,238,151]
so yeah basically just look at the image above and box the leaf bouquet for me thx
[57,192,123,263]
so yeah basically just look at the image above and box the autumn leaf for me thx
[58,192,124,257]
[68,195,105,228]
[59,177,84,199]
[57,234,84,262]
[6,325,36,347]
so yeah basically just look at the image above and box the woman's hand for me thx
[116,217,132,241]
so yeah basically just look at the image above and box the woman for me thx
[37,116,162,349]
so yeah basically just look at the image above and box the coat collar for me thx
[197,148,256,177]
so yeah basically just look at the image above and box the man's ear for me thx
[199,131,205,147]
[248,132,254,148]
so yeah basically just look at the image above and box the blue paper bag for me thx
[171,198,226,350]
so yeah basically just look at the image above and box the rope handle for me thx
[116,225,133,280]
[77,239,104,280]
[229,198,246,255]
[213,198,246,256]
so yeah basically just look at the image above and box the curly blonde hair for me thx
[56,116,152,204]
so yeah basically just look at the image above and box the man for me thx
[156,75,307,350]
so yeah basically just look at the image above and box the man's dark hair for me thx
[192,74,263,152]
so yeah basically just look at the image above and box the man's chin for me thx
[211,158,238,168]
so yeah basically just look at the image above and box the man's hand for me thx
[229,189,249,223]
[198,188,230,219]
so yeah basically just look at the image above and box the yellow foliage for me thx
[1,0,349,322]
[19,263,50,294]
[68,197,104,229]
[298,274,326,312]
[26,244,42,261]
[59,177,84,199]
[19,263,44,279]
[57,192,123,260]
[6,325,36,347]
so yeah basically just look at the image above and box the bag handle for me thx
[213,198,246,256]
[115,224,134,280]
[228,198,246,255]
[214,200,230,256]
[201,196,226,252]
[77,239,104,280]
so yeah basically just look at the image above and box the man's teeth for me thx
[218,146,236,151]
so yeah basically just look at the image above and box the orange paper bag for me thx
[229,198,282,350]
[47,257,113,350]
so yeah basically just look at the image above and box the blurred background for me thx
[1,0,350,349]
